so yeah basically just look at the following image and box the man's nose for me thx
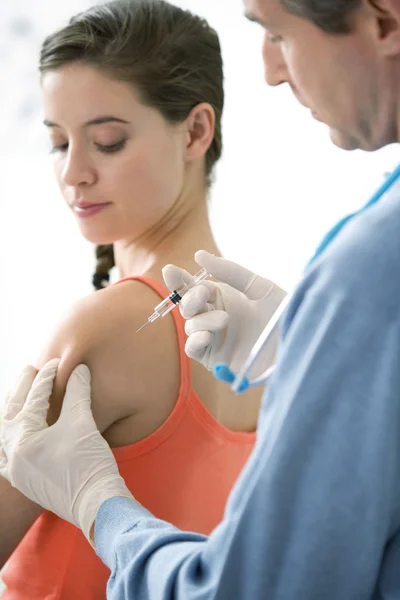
[262,36,289,87]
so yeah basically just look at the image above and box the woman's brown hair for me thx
[40,0,224,289]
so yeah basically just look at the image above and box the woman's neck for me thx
[113,193,220,284]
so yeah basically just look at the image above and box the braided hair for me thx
[93,244,115,290]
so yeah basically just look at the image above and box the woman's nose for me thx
[61,146,97,188]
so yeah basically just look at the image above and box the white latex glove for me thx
[0,359,134,545]
[162,250,286,384]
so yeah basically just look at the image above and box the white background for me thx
[0,0,398,405]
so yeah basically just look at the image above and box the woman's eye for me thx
[49,139,127,155]
[50,143,68,154]
[96,139,127,154]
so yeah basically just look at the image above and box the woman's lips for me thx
[72,203,112,218]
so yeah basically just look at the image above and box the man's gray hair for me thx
[279,0,362,33]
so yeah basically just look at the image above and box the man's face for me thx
[244,0,399,151]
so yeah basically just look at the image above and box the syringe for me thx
[136,267,211,333]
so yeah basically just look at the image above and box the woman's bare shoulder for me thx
[38,279,180,435]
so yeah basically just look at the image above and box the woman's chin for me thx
[77,224,119,246]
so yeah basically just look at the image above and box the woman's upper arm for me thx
[0,476,43,567]
[36,281,179,434]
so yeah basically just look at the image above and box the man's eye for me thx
[267,33,283,44]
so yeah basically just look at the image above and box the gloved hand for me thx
[0,360,134,545]
[162,250,286,386]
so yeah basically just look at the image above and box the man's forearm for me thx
[95,497,208,600]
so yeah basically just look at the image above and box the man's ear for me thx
[368,0,400,56]
[184,103,215,163]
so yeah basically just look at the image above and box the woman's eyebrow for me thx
[43,115,131,128]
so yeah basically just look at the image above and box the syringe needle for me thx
[136,321,150,334]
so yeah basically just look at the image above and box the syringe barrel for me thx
[153,296,176,318]
[175,268,210,297]
[152,268,210,320]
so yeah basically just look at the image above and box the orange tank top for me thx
[3,277,256,600]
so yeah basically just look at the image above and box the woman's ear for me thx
[184,103,215,163]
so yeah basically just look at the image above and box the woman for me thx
[1,1,284,597]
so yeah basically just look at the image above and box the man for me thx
[1,0,400,598]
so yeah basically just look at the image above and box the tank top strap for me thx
[115,275,192,397]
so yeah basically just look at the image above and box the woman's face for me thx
[42,63,189,244]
